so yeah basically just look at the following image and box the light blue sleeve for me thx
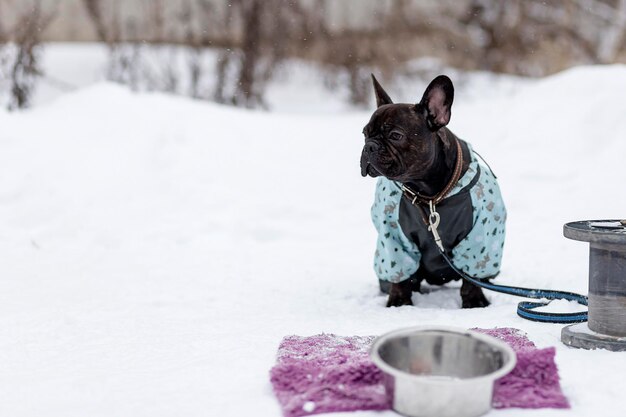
[451,165,506,279]
[371,177,421,283]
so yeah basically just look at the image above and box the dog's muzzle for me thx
[361,138,382,177]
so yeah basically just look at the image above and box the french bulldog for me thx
[360,75,506,308]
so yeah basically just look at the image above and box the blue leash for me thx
[437,249,588,323]
[459,152,588,322]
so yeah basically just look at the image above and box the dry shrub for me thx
[0,0,56,110]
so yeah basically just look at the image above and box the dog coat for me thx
[371,141,506,284]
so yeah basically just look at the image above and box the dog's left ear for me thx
[418,75,454,130]
[371,74,393,107]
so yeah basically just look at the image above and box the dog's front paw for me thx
[460,281,490,309]
[386,282,413,307]
[462,294,490,309]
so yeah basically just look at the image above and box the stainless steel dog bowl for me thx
[370,326,516,417]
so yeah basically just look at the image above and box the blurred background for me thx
[1,0,625,111]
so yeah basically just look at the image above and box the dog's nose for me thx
[366,140,380,153]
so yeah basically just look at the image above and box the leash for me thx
[435,243,588,323]
[383,139,588,324]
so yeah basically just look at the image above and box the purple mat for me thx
[270,328,568,417]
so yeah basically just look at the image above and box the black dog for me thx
[361,75,506,308]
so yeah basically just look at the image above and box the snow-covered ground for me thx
[1,44,626,417]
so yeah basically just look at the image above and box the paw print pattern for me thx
[371,178,421,283]
[451,146,506,279]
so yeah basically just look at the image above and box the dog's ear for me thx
[418,75,454,130]
[371,74,393,107]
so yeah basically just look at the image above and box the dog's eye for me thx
[389,131,404,141]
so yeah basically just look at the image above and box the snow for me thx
[1,45,626,417]
[303,402,317,413]
[533,299,588,314]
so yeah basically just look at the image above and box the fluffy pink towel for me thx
[270,328,568,417]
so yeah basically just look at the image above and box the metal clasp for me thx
[401,185,419,206]
[428,200,444,252]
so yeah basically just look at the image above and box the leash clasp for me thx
[428,200,444,252]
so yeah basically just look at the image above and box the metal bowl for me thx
[370,326,516,417]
